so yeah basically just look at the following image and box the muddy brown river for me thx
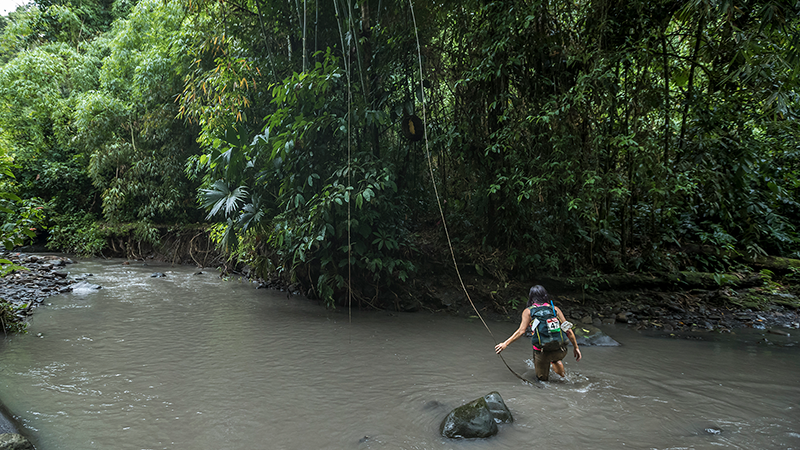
[1,258,799,449]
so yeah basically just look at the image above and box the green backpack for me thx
[529,303,566,351]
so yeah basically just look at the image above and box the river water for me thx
[1,258,799,450]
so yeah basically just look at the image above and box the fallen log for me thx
[541,271,764,292]
[749,256,800,274]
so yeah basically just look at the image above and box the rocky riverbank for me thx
[0,252,79,334]
[552,288,800,340]
[385,265,800,343]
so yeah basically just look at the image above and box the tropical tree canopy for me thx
[0,0,798,305]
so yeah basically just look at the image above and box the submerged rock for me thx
[440,391,513,439]
[69,280,102,294]
[767,328,790,336]
[422,400,445,410]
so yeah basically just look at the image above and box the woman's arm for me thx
[556,306,582,361]
[494,308,531,354]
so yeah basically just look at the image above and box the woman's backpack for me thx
[529,303,566,351]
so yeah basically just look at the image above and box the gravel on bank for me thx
[1,252,76,330]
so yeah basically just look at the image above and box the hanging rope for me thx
[406,0,531,385]
[334,0,353,330]
[346,1,353,329]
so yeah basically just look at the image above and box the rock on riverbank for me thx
[0,433,34,450]
[555,288,800,337]
[1,252,77,329]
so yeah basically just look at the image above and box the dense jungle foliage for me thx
[0,0,799,306]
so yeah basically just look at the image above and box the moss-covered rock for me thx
[440,391,513,439]
[0,434,34,450]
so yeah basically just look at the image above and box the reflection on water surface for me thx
[1,257,798,450]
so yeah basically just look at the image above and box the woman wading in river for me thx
[494,285,582,381]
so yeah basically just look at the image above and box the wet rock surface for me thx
[69,280,102,294]
[573,324,620,346]
[1,252,77,317]
[440,391,513,439]
[0,403,18,435]
[0,433,34,450]
[0,252,109,332]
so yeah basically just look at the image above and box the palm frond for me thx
[200,180,248,219]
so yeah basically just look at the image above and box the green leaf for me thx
[362,188,374,202]
[767,182,779,195]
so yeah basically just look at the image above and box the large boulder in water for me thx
[0,434,34,450]
[573,324,620,346]
[483,391,514,422]
[440,391,513,439]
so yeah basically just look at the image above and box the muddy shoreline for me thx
[3,251,800,339]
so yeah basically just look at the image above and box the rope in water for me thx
[407,0,530,385]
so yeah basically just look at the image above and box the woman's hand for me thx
[495,342,507,354]
[573,346,582,362]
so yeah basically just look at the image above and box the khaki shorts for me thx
[533,346,567,381]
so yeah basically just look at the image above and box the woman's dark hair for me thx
[527,285,550,307]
